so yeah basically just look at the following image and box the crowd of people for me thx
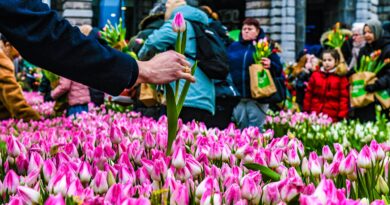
[0,0,389,130]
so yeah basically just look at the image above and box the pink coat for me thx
[51,77,91,106]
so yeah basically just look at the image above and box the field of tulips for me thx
[264,110,390,152]
[1,92,390,204]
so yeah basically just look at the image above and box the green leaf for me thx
[166,84,178,155]
[177,61,197,114]
[244,163,280,181]
[0,141,6,154]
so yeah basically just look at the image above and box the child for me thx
[303,49,349,122]
[0,34,40,121]
[50,25,92,117]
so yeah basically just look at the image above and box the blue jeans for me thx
[66,104,88,117]
[232,99,269,129]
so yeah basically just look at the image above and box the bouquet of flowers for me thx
[325,22,348,48]
[351,50,390,108]
[249,38,276,99]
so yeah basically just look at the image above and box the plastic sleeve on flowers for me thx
[0,0,138,96]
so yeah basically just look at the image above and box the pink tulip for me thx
[370,140,385,160]
[136,167,150,185]
[25,170,40,187]
[200,189,222,205]
[172,12,186,33]
[170,184,189,205]
[17,186,41,204]
[110,126,122,144]
[175,166,191,182]
[27,152,43,174]
[150,158,168,181]
[15,154,29,175]
[196,176,216,198]
[118,166,135,185]
[172,146,186,169]
[104,184,123,204]
[78,161,92,184]
[262,183,281,205]
[44,194,65,205]
[287,144,300,167]
[308,152,321,177]
[4,170,20,194]
[357,145,375,169]
[322,145,333,161]
[240,174,260,200]
[185,154,202,178]
[67,179,84,197]
[50,173,68,196]
[8,197,24,205]
[224,183,241,204]
[91,170,108,194]
[339,153,356,175]
[43,159,57,183]
[135,38,144,45]
[7,136,21,158]
[371,200,386,205]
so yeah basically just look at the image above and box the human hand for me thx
[135,50,194,85]
[261,57,271,69]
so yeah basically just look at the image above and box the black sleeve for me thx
[0,0,138,95]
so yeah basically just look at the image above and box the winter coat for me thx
[227,30,283,99]
[0,0,138,95]
[129,13,165,55]
[0,50,40,121]
[138,5,215,114]
[51,77,90,106]
[303,69,349,122]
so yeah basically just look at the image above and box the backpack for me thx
[187,20,229,80]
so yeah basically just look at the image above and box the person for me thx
[348,23,366,71]
[138,0,216,125]
[50,25,95,117]
[349,19,390,122]
[228,18,283,129]
[0,0,193,97]
[199,5,233,47]
[304,49,349,122]
[290,51,320,110]
[127,3,166,120]
[0,34,40,121]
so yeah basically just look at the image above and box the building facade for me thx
[55,0,390,62]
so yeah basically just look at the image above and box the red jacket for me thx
[303,70,349,121]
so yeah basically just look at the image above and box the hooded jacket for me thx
[303,68,349,122]
[357,20,390,94]
[138,5,215,114]
[227,29,283,98]
[0,50,40,121]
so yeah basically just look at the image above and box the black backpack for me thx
[187,20,229,80]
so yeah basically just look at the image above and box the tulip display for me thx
[0,104,388,205]
[265,110,390,152]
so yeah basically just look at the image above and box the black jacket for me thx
[0,0,138,95]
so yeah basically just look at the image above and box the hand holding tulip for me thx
[261,57,271,69]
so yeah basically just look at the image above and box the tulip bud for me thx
[357,146,375,169]
[240,175,260,200]
[91,171,108,194]
[4,170,20,194]
[78,161,92,184]
[172,147,186,169]
[170,184,189,205]
[172,12,186,33]
[17,186,41,204]
[322,145,333,161]
[301,157,310,177]
[44,194,65,205]
[375,176,389,194]
[224,183,241,204]
[43,159,57,183]
[105,184,123,204]
[7,136,21,158]
[339,153,356,175]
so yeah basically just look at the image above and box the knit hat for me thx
[365,19,384,41]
